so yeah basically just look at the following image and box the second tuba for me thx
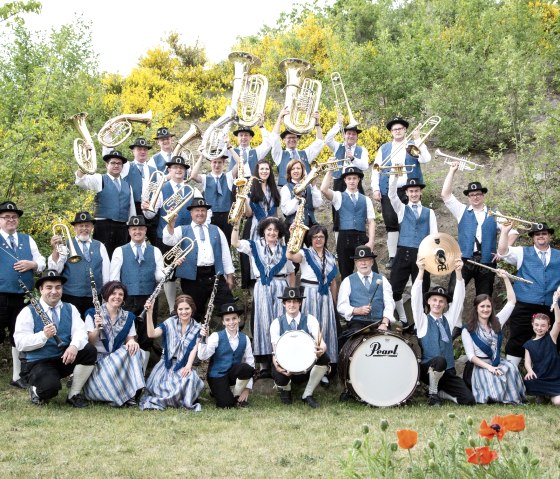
[97,110,153,148]
[70,112,97,175]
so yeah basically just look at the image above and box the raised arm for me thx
[320,169,334,201]
[441,162,459,202]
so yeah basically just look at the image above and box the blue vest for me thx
[25,303,73,362]
[457,209,497,263]
[120,244,156,295]
[419,315,455,369]
[278,313,310,335]
[514,247,560,305]
[152,152,168,173]
[204,174,232,213]
[126,162,155,202]
[157,182,193,238]
[283,182,316,227]
[94,175,131,222]
[399,205,431,248]
[228,148,258,176]
[0,233,33,292]
[175,224,224,280]
[62,239,103,297]
[277,150,310,187]
[378,142,423,195]
[333,144,364,179]
[208,329,247,378]
[339,192,367,232]
[348,273,384,322]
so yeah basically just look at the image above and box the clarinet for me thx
[201,275,220,344]
[136,266,173,322]
[18,279,64,348]
[89,269,104,340]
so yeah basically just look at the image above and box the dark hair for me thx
[304,224,329,248]
[100,280,128,302]
[466,294,501,334]
[257,216,286,240]
[286,159,305,183]
[174,294,196,315]
[249,160,280,206]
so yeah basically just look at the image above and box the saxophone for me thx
[227,175,260,225]
[287,196,309,254]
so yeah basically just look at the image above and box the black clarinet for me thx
[89,269,104,340]
[201,275,220,344]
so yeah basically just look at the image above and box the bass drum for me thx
[339,331,419,407]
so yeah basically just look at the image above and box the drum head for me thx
[275,330,317,374]
[347,332,419,407]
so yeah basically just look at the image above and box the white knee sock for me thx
[163,281,177,313]
[233,378,250,397]
[142,350,150,375]
[68,364,94,397]
[428,367,445,395]
[395,300,407,323]
[303,365,328,399]
[438,390,458,403]
[275,381,291,391]
[506,355,522,368]
[387,232,399,258]
[12,347,21,381]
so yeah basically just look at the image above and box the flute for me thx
[466,260,533,284]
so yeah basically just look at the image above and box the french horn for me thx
[69,112,97,175]
[97,111,153,148]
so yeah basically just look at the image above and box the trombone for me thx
[143,170,166,213]
[374,163,415,176]
[331,72,358,133]
[435,149,485,171]
[161,184,194,223]
[52,223,81,263]
[488,211,540,231]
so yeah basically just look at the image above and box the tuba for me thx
[52,223,81,263]
[70,112,97,175]
[236,53,268,127]
[172,123,202,165]
[280,58,322,135]
[97,110,153,148]
[287,197,309,254]
[228,175,260,225]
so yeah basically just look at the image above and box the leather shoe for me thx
[237,400,250,408]
[339,391,350,402]
[124,398,138,407]
[10,378,29,389]
[427,394,442,407]
[255,368,271,380]
[385,257,394,269]
[302,395,319,408]
[29,387,45,406]
[66,394,89,408]
[279,389,292,405]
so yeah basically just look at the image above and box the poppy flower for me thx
[479,417,506,440]
[396,429,418,449]
[502,414,525,433]
[466,446,498,465]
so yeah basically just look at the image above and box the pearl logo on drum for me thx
[365,341,399,357]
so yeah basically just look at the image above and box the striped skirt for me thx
[301,285,338,363]
[471,358,526,404]
[139,359,204,411]
[83,347,145,407]
[253,277,288,355]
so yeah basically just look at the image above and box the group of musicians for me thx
[2,109,559,411]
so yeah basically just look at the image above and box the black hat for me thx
[463,182,488,196]
[0,201,23,217]
[386,117,409,131]
[344,124,363,134]
[70,211,95,225]
[424,286,452,303]
[528,222,555,237]
[278,286,305,301]
[351,245,377,260]
[341,166,364,180]
[402,178,426,190]
[280,129,301,140]
[186,198,212,210]
[154,127,175,140]
[126,215,147,227]
[129,137,153,150]
[165,156,190,169]
[102,150,128,163]
[216,303,245,317]
[232,125,255,137]
[36,269,67,289]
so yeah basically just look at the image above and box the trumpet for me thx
[161,184,194,223]
[172,123,202,164]
[143,170,166,213]
[52,223,81,263]
[374,163,415,176]
[97,111,153,148]
[69,112,97,175]
[331,71,358,132]
[488,210,539,231]
[435,149,485,171]
[293,158,347,196]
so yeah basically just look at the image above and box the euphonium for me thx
[70,112,97,175]
[97,110,153,148]
[161,184,194,223]
[236,53,268,128]
[280,58,322,135]
[143,170,166,213]
[52,223,81,264]
[287,197,309,254]
[172,123,202,164]
[228,176,259,225]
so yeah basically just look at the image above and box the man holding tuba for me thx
[148,127,176,173]
[226,119,272,179]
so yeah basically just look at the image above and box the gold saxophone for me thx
[287,196,309,254]
[228,176,260,225]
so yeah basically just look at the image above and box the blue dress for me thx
[523,333,560,396]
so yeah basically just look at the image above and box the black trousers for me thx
[380,188,408,233]
[61,294,100,320]
[390,246,430,301]
[239,218,254,289]
[0,292,25,345]
[505,301,552,358]
[211,212,233,247]
[134,201,159,247]
[336,230,377,281]
[420,358,475,405]
[207,362,255,408]
[21,343,98,401]
[123,295,158,351]
[93,219,128,259]
[272,353,329,386]
[331,177,365,231]
[447,255,496,297]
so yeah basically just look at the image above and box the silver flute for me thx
[466,260,533,284]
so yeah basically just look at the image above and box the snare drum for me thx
[339,331,419,407]
[275,330,317,374]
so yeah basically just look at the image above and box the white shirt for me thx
[269,312,321,347]
[270,135,324,168]
[199,171,234,192]
[501,245,552,269]
[236,239,295,279]
[84,309,138,355]
[330,191,376,220]
[0,230,45,272]
[324,123,369,171]
[280,183,323,217]
[226,127,272,177]
[337,273,395,322]
[109,241,166,282]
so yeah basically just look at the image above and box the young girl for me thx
[523,295,560,406]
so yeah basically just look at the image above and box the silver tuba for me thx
[70,112,97,175]
[97,110,153,148]
[172,123,202,165]
[236,53,268,128]
[280,58,322,135]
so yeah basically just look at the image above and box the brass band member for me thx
[226,119,272,178]
[148,127,175,173]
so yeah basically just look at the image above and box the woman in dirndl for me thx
[232,216,295,379]
[83,281,145,407]
[461,270,526,404]
[139,294,204,411]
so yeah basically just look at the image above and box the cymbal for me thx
[417,233,462,276]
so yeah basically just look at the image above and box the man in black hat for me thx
[148,127,176,173]
[498,221,560,367]
[75,149,135,258]
[48,211,109,317]
[198,303,254,408]
[271,106,324,187]
[270,287,328,408]
[372,117,432,269]
[388,175,437,329]
[225,117,272,178]
[14,270,97,407]
[321,166,376,280]
[441,160,518,296]
[163,198,234,323]
[412,257,474,406]
[0,201,46,389]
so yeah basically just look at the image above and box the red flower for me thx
[396,429,418,449]
[479,416,507,440]
[502,414,525,433]
[466,446,499,465]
